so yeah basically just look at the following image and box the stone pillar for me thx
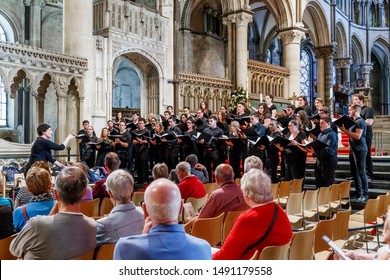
[234,12,252,91]
[222,16,234,82]
[278,27,306,98]
[161,0,174,109]
[358,0,364,25]
[366,0,372,27]
[27,0,45,48]
[314,45,337,105]
[361,64,373,88]
[64,0,94,123]
[35,95,45,124]
[378,1,385,27]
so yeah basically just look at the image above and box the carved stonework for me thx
[235,12,253,27]
[313,44,338,59]
[278,28,306,45]
[334,58,352,69]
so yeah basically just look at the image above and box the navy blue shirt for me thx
[315,127,338,158]
[349,117,367,151]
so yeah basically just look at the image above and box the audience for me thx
[243,155,263,173]
[114,178,212,260]
[10,167,96,259]
[93,152,121,202]
[213,169,292,260]
[13,167,55,232]
[96,169,144,247]
[198,164,249,219]
[152,163,169,180]
[176,161,206,202]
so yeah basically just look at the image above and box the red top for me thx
[178,176,206,202]
[92,178,109,201]
[213,202,293,260]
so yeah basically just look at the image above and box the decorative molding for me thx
[247,60,290,76]
[277,28,306,45]
[179,72,232,88]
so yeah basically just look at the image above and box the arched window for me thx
[0,24,6,41]
[0,80,6,127]
[300,49,311,97]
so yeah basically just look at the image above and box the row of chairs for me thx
[184,210,246,247]
[254,208,352,260]
[0,233,116,260]
[284,182,352,229]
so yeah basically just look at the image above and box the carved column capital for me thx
[277,27,306,45]
[313,44,337,59]
[334,58,352,69]
[32,0,46,8]
[235,12,253,27]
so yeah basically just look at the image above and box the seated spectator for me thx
[243,155,263,173]
[14,161,51,209]
[198,164,249,219]
[13,167,55,232]
[71,162,93,201]
[93,152,121,202]
[10,167,96,259]
[176,161,206,202]
[114,178,211,260]
[0,204,14,239]
[168,154,209,184]
[152,163,169,180]
[96,169,144,247]
[213,169,292,260]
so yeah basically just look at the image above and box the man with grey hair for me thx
[114,178,211,260]
[176,161,206,202]
[198,163,249,219]
[243,155,263,173]
[96,169,144,247]
[10,166,96,259]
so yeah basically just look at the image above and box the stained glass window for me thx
[300,50,311,97]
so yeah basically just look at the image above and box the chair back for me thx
[339,181,351,205]
[303,189,319,211]
[204,183,218,195]
[191,213,225,246]
[271,183,280,200]
[313,215,336,254]
[249,250,259,260]
[278,180,292,199]
[291,178,304,193]
[222,210,246,244]
[329,183,340,201]
[362,198,379,224]
[94,243,116,260]
[318,186,331,206]
[258,242,290,260]
[286,192,304,215]
[99,197,113,216]
[333,207,351,241]
[80,198,100,217]
[0,233,17,260]
[377,193,390,218]
[131,191,145,207]
[187,195,208,214]
[70,249,94,260]
[289,225,316,260]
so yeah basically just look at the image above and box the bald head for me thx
[144,178,182,224]
[215,164,234,185]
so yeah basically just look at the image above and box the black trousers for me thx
[315,156,337,188]
[135,148,149,183]
[350,149,368,197]
[204,149,219,182]
[365,136,373,178]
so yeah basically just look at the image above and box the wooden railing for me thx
[373,130,390,156]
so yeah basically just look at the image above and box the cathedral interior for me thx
[0,0,389,155]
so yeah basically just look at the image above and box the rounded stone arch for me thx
[250,0,294,28]
[0,10,18,42]
[302,1,330,47]
[181,0,225,31]
[369,36,390,59]
[351,35,365,64]
[335,21,348,58]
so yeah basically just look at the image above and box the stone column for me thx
[35,95,45,125]
[28,0,46,48]
[314,45,337,105]
[366,0,372,27]
[358,0,364,25]
[278,27,306,98]
[361,64,373,88]
[378,1,385,27]
[161,0,174,109]
[64,0,94,123]
[234,12,252,91]
[222,16,234,82]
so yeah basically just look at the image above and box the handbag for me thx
[245,203,278,252]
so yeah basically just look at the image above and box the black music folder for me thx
[333,115,356,130]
